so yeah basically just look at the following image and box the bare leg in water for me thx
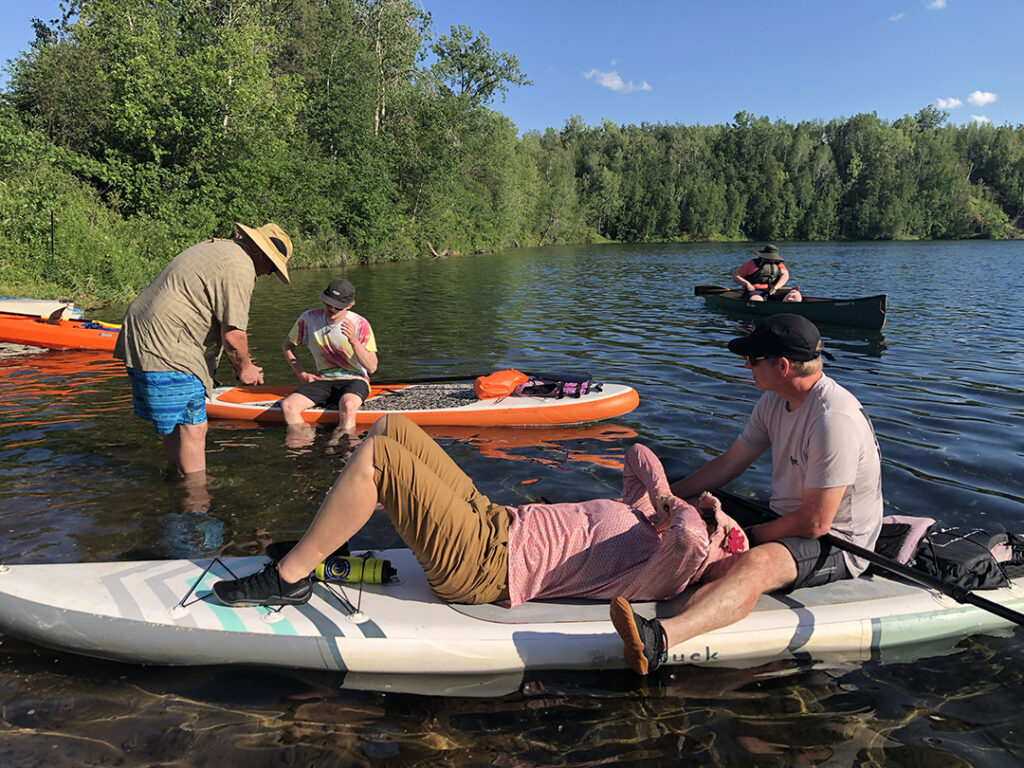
[164,422,208,475]
[275,416,391,583]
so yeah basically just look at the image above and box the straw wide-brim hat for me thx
[236,222,292,284]
[751,244,783,262]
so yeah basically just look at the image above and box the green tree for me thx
[356,0,427,137]
[429,24,531,107]
[914,104,948,132]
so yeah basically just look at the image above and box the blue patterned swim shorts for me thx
[126,368,207,435]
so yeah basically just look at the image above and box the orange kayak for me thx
[0,313,120,351]
[207,381,640,427]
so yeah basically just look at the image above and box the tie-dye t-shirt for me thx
[286,308,377,381]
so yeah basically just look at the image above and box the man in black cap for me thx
[733,244,802,302]
[611,314,882,674]
[280,278,378,440]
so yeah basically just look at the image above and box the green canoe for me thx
[695,286,888,331]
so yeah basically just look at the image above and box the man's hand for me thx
[238,361,264,385]
[340,318,359,346]
[653,493,680,534]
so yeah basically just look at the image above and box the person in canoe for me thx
[279,279,378,442]
[114,222,292,477]
[611,315,883,674]
[211,414,749,608]
[733,244,802,302]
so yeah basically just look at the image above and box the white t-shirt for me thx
[738,374,883,575]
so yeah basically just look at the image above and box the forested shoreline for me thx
[1,0,1021,302]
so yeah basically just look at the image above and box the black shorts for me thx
[295,377,370,408]
[776,536,850,591]
[743,285,799,302]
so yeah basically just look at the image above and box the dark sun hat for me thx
[321,279,355,309]
[728,314,834,362]
[752,244,783,262]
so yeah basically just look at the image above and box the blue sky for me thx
[1,0,1019,132]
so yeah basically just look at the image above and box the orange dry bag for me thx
[473,369,529,399]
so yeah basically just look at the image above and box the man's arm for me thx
[768,263,790,295]
[352,344,378,374]
[747,485,846,544]
[733,261,754,291]
[669,438,764,502]
[342,320,378,374]
[282,338,320,383]
[223,326,263,385]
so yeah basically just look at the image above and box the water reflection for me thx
[6,633,1019,765]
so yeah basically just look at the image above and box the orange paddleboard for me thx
[206,381,639,427]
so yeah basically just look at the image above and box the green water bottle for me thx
[315,555,396,584]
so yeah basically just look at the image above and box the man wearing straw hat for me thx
[114,222,292,477]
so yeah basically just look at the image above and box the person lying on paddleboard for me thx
[733,244,802,302]
[612,314,882,675]
[212,413,749,608]
[279,278,378,439]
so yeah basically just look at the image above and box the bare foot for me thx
[285,422,315,449]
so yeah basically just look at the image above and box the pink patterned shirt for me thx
[506,444,711,607]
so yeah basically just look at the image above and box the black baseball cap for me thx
[321,279,355,309]
[727,314,832,362]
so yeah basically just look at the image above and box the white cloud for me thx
[935,97,962,109]
[584,69,652,94]
[971,114,991,124]
[888,13,905,21]
[968,90,997,106]
[925,0,947,9]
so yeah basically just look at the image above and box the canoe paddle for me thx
[694,285,731,296]
[376,374,483,385]
[378,371,577,386]
[715,488,1024,628]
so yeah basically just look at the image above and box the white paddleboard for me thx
[0,551,1021,674]
[0,298,83,320]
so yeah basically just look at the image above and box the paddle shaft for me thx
[693,284,731,296]
[380,370,578,386]
[380,374,480,385]
[717,489,1024,628]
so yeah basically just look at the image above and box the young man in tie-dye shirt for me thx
[280,279,378,436]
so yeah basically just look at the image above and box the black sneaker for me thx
[212,562,312,607]
[610,596,667,675]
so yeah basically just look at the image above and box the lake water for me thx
[1,240,1023,765]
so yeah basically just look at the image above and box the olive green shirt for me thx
[113,239,255,394]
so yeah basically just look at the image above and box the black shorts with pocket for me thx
[776,536,850,591]
[295,377,370,408]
